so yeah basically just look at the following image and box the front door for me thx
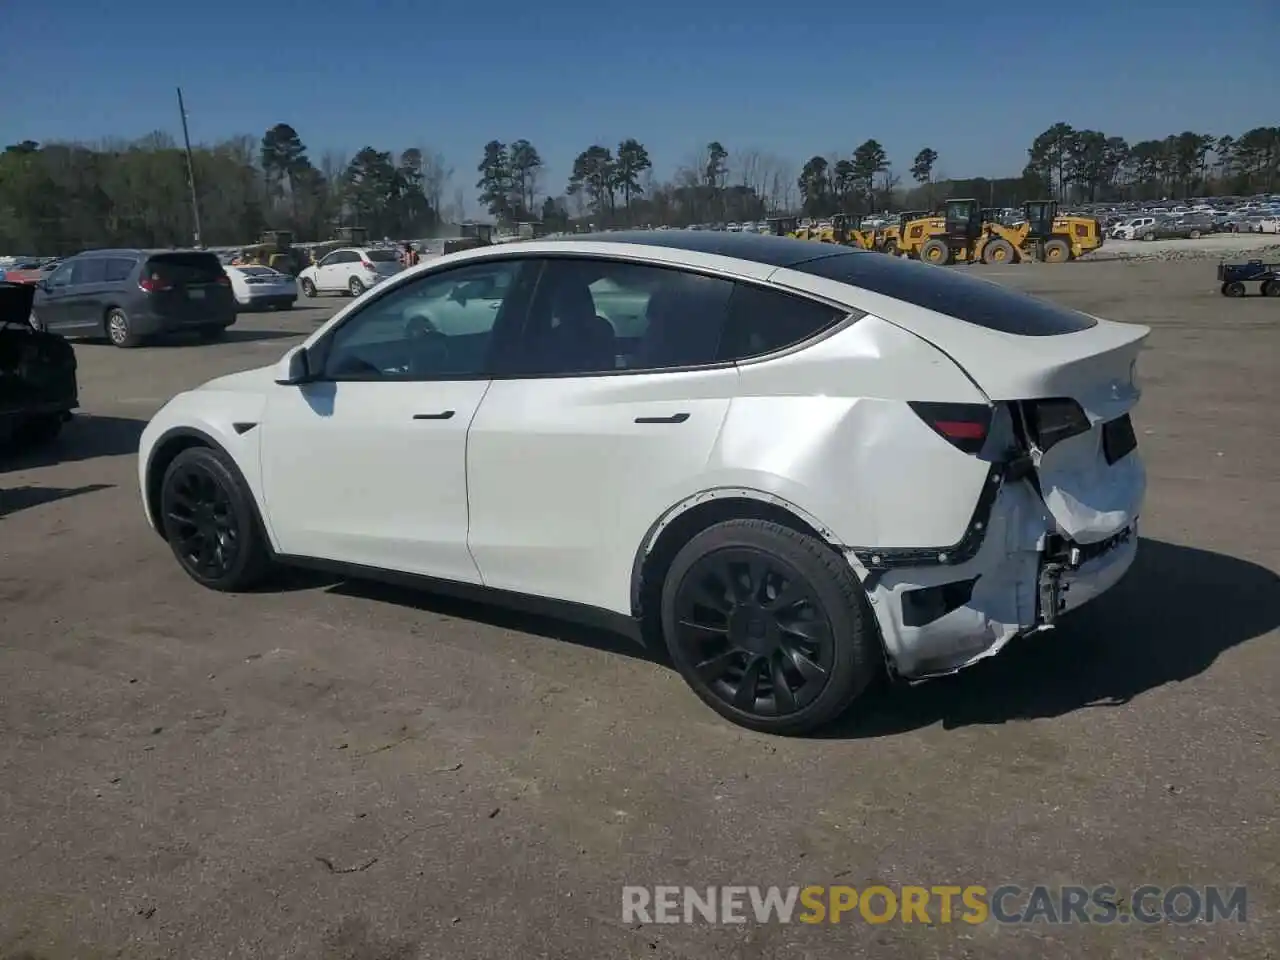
[32,261,78,331]
[259,256,534,581]
[315,250,356,292]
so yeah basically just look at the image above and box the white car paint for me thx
[139,235,1147,717]
[297,247,402,297]
[225,265,297,308]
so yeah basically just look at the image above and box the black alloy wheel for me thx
[661,519,879,734]
[673,547,835,716]
[159,446,271,590]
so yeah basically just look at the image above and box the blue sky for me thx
[3,0,1277,211]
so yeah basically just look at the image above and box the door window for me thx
[69,258,107,285]
[318,251,346,268]
[517,258,735,375]
[320,259,528,380]
[717,283,847,361]
[45,262,74,288]
[103,258,136,282]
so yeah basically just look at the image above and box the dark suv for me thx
[30,249,236,347]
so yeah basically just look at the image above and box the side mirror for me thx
[274,345,313,385]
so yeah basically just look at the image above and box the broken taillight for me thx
[908,401,993,455]
[1021,398,1091,452]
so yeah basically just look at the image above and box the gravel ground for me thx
[1,263,1277,959]
[1084,232,1280,263]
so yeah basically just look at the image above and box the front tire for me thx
[159,446,273,591]
[661,519,880,735]
[1223,281,1246,297]
[301,278,317,298]
[12,413,64,447]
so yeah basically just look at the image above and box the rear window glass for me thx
[718,283,848,360]
[366,250,400,262]
[144,253,224,284]
[793,252,1097,336]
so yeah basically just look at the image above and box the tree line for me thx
[3,122,1278,254]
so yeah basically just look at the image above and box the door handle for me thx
[635,413,689,424]
[412,410,456,420]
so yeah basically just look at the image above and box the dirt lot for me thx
[2,265,1277,959]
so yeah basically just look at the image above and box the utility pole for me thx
[176,87,203,248]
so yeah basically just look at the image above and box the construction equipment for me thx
[878,211,931,256]
[443,222,494,255]
[238,230,309,274]
[976,200,1104,264]
[766,217,798,236]
[898,200,1105,265]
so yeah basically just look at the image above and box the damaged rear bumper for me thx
[856,478,1139,680]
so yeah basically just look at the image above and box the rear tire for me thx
[1262,280,1280,297]
[28,310,45,332]
[660,519,880,735]
[105,308,141,348]
[1223,281,1247,297]
[920,238,951,265]
[349,277,366,297]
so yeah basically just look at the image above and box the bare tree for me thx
[419,149,453,223]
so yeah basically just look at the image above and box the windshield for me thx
[145,252,224,284]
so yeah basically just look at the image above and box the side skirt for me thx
[274,553,646,645]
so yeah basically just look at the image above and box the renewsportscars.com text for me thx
[622,884,1248,926]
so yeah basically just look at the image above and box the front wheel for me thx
[159,446,273,591]
[12,413,64,447]
[197,325,226,341]
[661,519,880,735]
[1222,281,1247,297]
[301,278,317,298]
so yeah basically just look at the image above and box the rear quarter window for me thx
[103,258,136,282]
[794,252,1097,336]
[717,283,848,361]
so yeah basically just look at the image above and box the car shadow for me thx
[821,538,1280,737]
[1,415,144,472]
[0,483,113,517]
[324,578,667,665]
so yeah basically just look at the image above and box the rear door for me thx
[782,253,1148,544]
[466,257,740,613]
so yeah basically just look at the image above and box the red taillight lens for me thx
[909,401,993,455]
[216,274,230,286]
[362,261,375,271]
[138,276,171,293]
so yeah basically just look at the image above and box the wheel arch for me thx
[143,425,270,547]
[628,487,849,628]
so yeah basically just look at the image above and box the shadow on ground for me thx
[318,538,1278,733]
[0,483,113,518]
[825,538,1280,737]
[1,415,144,472]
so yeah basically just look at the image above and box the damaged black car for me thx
[1,281,78,448]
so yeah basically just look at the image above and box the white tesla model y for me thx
[138,232,1147,734]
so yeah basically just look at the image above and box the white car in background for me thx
[225,265,297,311]
[297,247,402,298]
[137,232,1146,734]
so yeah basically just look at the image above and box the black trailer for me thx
[1217,259,1280,297]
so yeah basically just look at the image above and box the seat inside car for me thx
[533,276,616,373]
